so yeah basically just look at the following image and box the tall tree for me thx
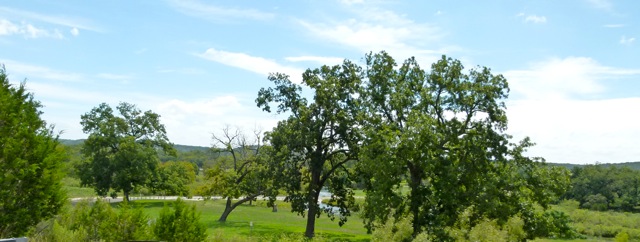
[357,52,568,239]
[199,126,272,222]
[78,102,176,201]
[0,67,66,237]
[256,61,362,238]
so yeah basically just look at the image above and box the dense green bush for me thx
[154,198,207,242]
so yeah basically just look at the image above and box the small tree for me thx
[200,126,273,222]
[0,66,66,237]
[152,161,196,197]
[78,102,176,201]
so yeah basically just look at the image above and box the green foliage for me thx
[371,215,414,242]
[583,194,609,211]
[199,127,275,222]
[152,161,196,197]
[0,67,66,237]
[615,231,630,242]
[356,52,570,240]
[566,164,640,212]
[257,60,363,237]
[154,198,207,242]
[78,102,176,201]
[45,199,152,241]
[555,199,640,240]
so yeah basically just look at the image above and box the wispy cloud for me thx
[586,0,613,11]
[517,13,547,24]
[168,0,275,22]
[0,59,83,81]
[603,24,624,28]
[0,6,101,32]
[285,56,344,66]
[198,48,304,83]
[0,19,64,39]
[299,5,453,64]
[504,57,640,100]
[620,35,635,45]
[156,96,280,146]
[339,0,364,5]
[96,73,133,83]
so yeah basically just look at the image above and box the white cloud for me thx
[198,48,304,83]
[299,6,454,64]
[507,98,640,164]
[586,0,613,11]
[503,57,640,100]
[285,56,344,66]
[503,57,640,164]
[0,19,20,35]
[518,13,547,24]
[0,19,64,39]
[155,96,280,146]
[70,27,79,36]
[169,0,275,22]
[525,15,547,24]
[620,35,635,45]
[0,7,101,32]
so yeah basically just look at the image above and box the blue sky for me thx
[1,0,638,164]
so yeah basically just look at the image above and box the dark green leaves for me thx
[79,102,176,201]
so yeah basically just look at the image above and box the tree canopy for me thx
[0,67,66,237]
[77,102,176,201]
[356,52,570,239]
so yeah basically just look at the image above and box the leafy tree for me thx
[152,161,196,197]
[0,67,66,237]
[199,126,273,222]
[356,52,569,239]
[77,102,176,201]
[567,165,640,211]
[154,198,207,242]
[256,61,363,238]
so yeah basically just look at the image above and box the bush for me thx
[583,194,609,211]
[371,215,413,242]
[154,198,207,242]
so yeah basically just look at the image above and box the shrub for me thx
[154,198,207,242]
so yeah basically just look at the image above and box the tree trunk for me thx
[124,190,130,202]
[218,197,234,222]
[409,164,424,237]
[304,169,322,238]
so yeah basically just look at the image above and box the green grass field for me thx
[62,177,96,198]
[121,199,370,241]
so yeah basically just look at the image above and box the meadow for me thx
[117,199,370,241]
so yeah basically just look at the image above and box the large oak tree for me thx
[78,102,176,201]
[357,52,570,239]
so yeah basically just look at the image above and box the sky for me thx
[0,0,638,164]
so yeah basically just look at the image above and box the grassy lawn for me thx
[530,200,640,242]
[123,199,371,241]
[62,177,96,198]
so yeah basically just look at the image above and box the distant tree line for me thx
[565,164,640,212]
